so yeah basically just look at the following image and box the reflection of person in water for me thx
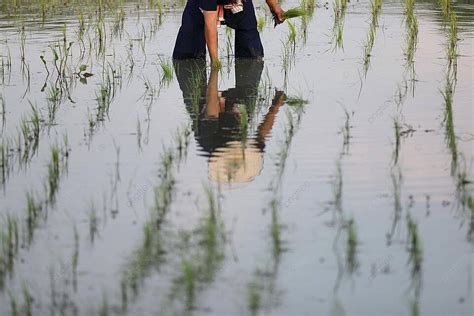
[174,59,285,183]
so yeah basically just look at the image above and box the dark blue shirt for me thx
[199,0,231,11]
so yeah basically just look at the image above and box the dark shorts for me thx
[172,0,264,59]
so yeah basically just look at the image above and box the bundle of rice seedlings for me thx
[274,7,307,27]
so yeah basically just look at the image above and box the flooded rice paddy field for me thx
[0,0,473,314]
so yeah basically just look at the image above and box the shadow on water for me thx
[174,59,285,185]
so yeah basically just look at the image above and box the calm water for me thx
[0,0,473,315]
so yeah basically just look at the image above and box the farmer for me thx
[172,0,285,65]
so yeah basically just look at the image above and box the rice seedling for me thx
[9,291,18,316]
[345,218,358,272]
[174,125,191,163]
[447,11,458,65]
[467,196,474,242]
[72,224,79,292]
[361,0,382,77]
[341,108,352,154]
[99,293,109,316]
[181,259,195,310]
[0,140,11,185]
[333,160,343,216]
[257,16,265,33]
[46,145,61,204]
[153,148,175,223]
[159,58,174,84]
[23,283,32,316]
[387,167,403,245]
[403,0,418,87]
[247,281,261,316]
[112,6,125,38]
[270,198,283,261]
[46,85,61,125]
[2,215,19,271]
[283,7,307,19]
[332,0,347,50]
[26,191,42,244]
[393,116,401,165]
[0,93,5,127]
[287,20,297,53]
[96,80,113,122]
[406,213,422,275]
[196,186,226,282]
[441,74,457,174]
[89,202,98,243]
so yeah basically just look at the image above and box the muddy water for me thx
[0,0,473,315]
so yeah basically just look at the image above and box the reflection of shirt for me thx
[199,0,230,11]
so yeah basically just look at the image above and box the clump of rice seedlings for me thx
[46,145,61,204]
[282,7,307,19]
[361,0,383,77]
[153,148,175,224]
[287,20,297,53]
[46,85,61,125]
[393,116,401,165]
[345,218,358,272]
[341,108,352,154]
[406,213,422,275]
[403,0,418,85]
[439,0,452,21]
[447,11,458,65]
[199,186,225,280]
[22,283,32,316]
[159,58,174,84]
[174,125,191,163]
[0,140,11,185]
[441,74,457,174]
[286,96,308,107]
[96,81,113,122]
[26,191,42,244]
[258,16,265,33]
[188,65,206,126]
[112,6,126,38]
[0,215,19,282]
[181,259,195,310]
[332,0,347,50]
[247,281,261,316]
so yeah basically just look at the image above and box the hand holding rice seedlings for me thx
[274,7,307,27]
[283,7,307,19]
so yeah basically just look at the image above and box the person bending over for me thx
[173,0,285,66]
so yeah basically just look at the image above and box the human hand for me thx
[272,6,286,26]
